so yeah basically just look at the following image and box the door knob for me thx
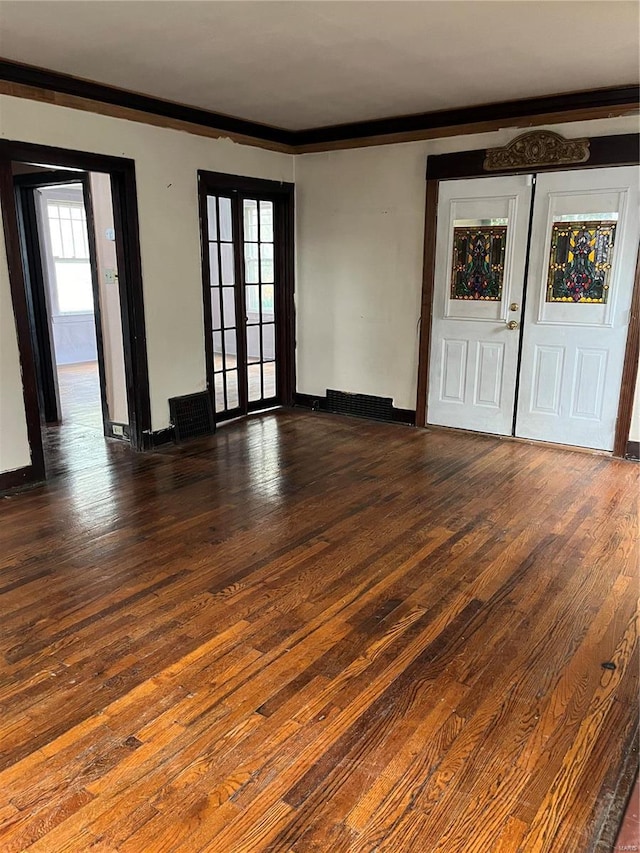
[510,303,519,312]
[506,320,519,330]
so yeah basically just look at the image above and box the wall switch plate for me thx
[104,268,117,284]
[112,424,124,437]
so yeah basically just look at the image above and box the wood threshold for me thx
[423,423,618,459]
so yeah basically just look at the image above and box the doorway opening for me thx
[198,171,295,424]
[15,167,130,451]
[43,181,103,433]
[0,140,150,487]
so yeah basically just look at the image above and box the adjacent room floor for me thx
[57,361,103,432]
[0,410,637,852]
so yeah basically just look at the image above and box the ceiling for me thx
[0,1,637,131]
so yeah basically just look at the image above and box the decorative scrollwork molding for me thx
[484,131,590,171]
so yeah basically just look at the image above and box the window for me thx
[45,198,94,314]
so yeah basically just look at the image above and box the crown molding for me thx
[0,58,292,146]
[0,58,637,154]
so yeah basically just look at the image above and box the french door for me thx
[199,172,295,423]
[427,166,639,451]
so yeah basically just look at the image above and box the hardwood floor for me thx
[57,361,103,432]
[0,410,637,852]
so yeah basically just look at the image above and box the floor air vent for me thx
[326,389,393,422]
[169,392,215,442]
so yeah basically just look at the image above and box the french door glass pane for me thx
[207,196,218,240]
[262,324,275,362]
[245,284,259,313]
[263,363,276,399]
[220,243,235,285]
[224,345,237,373]
[259,201,273,242]
[211,287,221,329]
[248,363,262,402]
[209,245,219,286]
[214,372,225,411]
[260,243,274,283]
[226,370,239,409]
[222,287,236,326]
[244,243,259,283]
[246,325,261,362]
[261,285,274,316]
[243,199,258,242]
[213,330,223,359]
[218,197,233,242]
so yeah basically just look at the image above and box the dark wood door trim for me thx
[100,166,150,450]
[13,169,84,189]
[14,183,60,424]
[197,186,218,420]
[0,160,46,484]
[416,133,640,456]
[197,170,296,421]
[614,246,640,458]
[0,139,151,467]
[415,179,438,428]
[81,175,111,436]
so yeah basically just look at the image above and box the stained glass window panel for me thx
[450,225,507,301]
[546,219,616,303]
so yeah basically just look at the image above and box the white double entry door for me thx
[427,166,639,451]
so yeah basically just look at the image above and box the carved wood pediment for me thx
[484,131,590,171]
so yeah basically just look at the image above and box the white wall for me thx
[0,94,294,472]
[294,116,640,422]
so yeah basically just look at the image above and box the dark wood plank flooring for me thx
[0,410,637,852]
